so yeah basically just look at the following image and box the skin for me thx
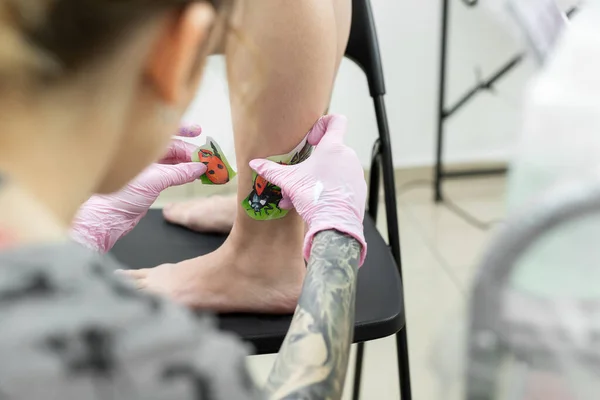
[131,0,353,314]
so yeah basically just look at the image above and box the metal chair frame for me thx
[345,1,412,398]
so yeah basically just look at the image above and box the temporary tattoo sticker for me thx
[192,137,237,185]
[243,134,314,221]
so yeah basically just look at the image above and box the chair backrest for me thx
[344,0,402,272]
[345,0,386,97]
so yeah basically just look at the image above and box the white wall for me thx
[183,1,545,169]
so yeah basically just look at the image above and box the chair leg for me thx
[352,342,365,400]
[373,94,412,399]
[368,140,382,220]
[397,328,412,400]
[435,0,451,203]
[348,142,380,400]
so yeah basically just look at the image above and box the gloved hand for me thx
[249,115,367,265]
[71,126,206,253]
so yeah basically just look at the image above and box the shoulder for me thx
[0,242,263,400]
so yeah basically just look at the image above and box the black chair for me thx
[112,0,412,398]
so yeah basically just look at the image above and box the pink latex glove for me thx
[71,126,206,253]
[249,115,367,266]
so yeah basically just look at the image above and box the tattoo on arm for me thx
[265,230,361,400]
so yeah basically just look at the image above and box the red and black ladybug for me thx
[196,142,230,184]
[248,173,283,215]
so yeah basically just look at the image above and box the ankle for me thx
[232,211,305,242]
[222,230,306,278]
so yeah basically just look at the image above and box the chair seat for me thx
[111,209,405,354]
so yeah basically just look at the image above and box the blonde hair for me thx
[0,1,55,78]
[0,0,231,83]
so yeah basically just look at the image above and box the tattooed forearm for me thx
[265,230,361,400]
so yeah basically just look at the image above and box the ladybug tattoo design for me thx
[196,142,230,184]
[248,173,283,215]
[243,137,313,219]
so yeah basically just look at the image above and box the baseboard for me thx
[391,161,508,187]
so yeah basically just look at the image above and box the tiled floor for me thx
[156,174,508,400]
[390,176,506,400]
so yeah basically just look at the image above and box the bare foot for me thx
[163,195,236,234]
[118,224,306,313]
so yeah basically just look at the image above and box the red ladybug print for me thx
[254,174,268,196]
[197,142,230,184]
[248,174,282,215]
[247,162,287,215]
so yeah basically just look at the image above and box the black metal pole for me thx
[352,141,382,400]
[444,54,524,118]
[435,0,450,203]
[374,96,402,274]
[373,95,412,399]
[396,328,412,399]
[368,140,382,220]
[443,167,507,179]
[351,343,366,400]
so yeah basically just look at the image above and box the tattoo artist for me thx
[0,0,366,397]
[0,115,367,400]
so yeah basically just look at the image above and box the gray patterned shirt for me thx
[0,242,264,400]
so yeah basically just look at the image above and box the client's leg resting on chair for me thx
[128,0,351,313]
[164,0,350,236]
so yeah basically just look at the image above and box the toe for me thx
[134,278,148,290]
[115,269,150,291]
[116,269,148,279]
[163,200,210,231]
[163,203,189,224]
[162,196,236,233]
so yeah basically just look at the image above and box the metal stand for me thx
[435,1,578,203]
[347,1,413,397]
[434,0,524,202]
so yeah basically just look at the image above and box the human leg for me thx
[130,0,352,313]
[164,0,351,235]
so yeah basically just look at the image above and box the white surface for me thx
[181,1,582,168]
